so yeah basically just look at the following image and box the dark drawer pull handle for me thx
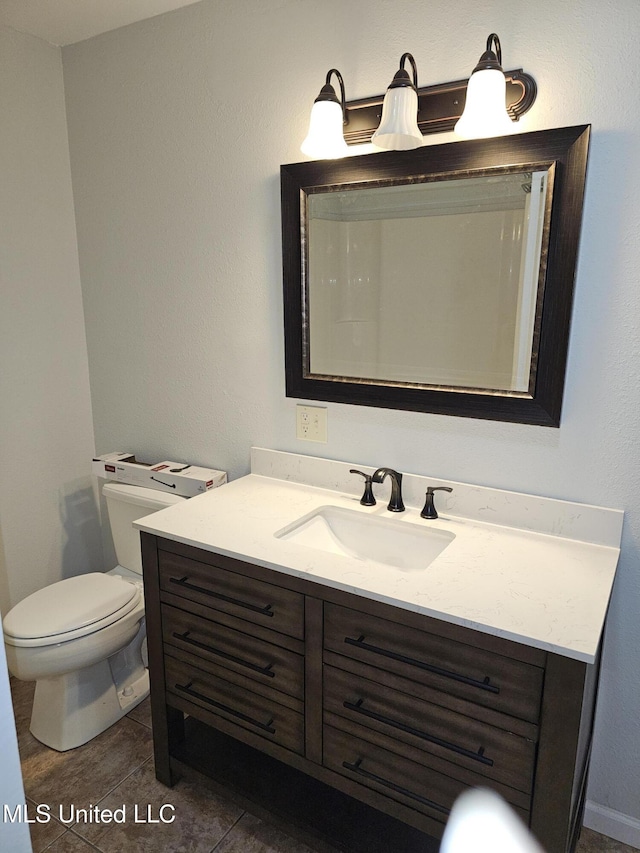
[172,631,276,678]
[344,635,499,695]
[343,698,493,766]
[174,680,276,733]
[342,758,450,816]
[170,576,274,617]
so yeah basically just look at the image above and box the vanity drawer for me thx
[162,605,304,699]
[325,604,543,722]
[324,664,536,793]
[165,655,304,754]
[158,551,304,639]
[324,726,530,826]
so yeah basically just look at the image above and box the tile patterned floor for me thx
[9,679,637,852]
[10,679,340,853]
[577,830,639,853]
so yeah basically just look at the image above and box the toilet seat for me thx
[3,573,141,648]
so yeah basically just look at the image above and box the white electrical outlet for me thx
[296,405,328,442]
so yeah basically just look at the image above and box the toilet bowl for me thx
[3,483,185,751]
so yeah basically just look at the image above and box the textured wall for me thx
[63,0,640,826]
[0,27,101,611]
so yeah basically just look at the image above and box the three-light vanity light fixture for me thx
[300,33,537,158]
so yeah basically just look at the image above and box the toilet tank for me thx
[102,483,186,574]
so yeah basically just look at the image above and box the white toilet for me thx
[3,482,185,751]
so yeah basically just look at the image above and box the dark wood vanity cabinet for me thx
[142,533,600,853]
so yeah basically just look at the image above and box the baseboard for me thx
[584,800,640,849]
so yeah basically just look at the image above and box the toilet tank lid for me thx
[102,482,186,509]
[3,573,138,640]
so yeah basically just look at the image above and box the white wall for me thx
[0,24,100,848]
[0,26,101,614]
[61,0,640,839]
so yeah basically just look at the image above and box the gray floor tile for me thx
[126,695,152,729]
[212,812,341,853]
[577,827,639,852]
[43,829,103,852]
[73,758,244,852]
[22,714,153,811]
[26,800,67,853]
[9,677,36,752]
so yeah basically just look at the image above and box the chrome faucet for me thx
[372,468,405,512]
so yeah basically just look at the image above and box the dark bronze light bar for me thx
[341,68,537,145]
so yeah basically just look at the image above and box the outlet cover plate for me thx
[296,405,328,442]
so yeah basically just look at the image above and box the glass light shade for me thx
[371,86,423,151]
[454,67,514,139]
[301,99,348,159]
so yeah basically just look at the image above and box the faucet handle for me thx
[420,486,453,520]
[349,469,376,506]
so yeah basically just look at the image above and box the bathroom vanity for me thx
[137,449,622,853]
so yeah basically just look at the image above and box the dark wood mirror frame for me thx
[281,125,590,427]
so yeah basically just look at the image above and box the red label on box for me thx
[151,464,169,472]
[105,464,116,473]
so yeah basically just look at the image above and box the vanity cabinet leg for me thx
[153,704,184,787]
[530,653,594,853]
[141,531,183,787]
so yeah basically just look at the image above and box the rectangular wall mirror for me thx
[281,125,590,426]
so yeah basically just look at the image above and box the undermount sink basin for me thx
[275,505,455,572]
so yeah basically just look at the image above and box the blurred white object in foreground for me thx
[441,788,545,853]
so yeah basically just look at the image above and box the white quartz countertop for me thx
[135,450,622,664]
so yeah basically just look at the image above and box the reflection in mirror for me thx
[307,169,552,393]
